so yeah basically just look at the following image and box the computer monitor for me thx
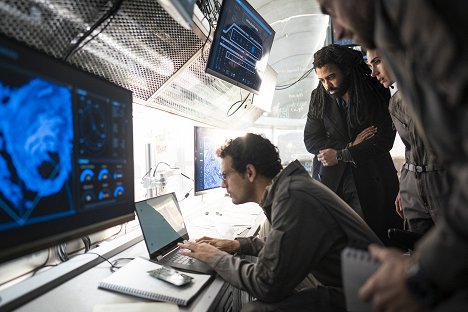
[205,0,275,94]
[0,35,135,264]
[193,126,229,195]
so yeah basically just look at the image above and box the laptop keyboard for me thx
[165,250,194,265]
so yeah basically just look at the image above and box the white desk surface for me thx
[13,241,226,312]
[7,197,265,312]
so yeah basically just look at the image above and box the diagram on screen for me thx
[0,78,74,229]
[220,23,263,74]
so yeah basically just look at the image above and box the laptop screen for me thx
[135,193,188,256]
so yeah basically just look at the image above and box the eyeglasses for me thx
[219,170,236,181]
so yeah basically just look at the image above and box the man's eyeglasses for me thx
[219,170,236,181]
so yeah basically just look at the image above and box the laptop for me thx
[135,192,214,275]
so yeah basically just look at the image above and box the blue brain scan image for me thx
[0,78,73,226]
[202,138,222,189]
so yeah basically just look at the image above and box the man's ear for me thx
[245,164,256,182]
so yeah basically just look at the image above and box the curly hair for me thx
[310,44,389,128]
[217,133,282,179]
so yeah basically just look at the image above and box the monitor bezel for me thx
[205,0,275,95]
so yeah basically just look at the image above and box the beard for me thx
[327,75,350,100]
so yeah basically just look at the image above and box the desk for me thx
[4,199,264,311]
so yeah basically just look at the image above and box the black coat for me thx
[304,88,401,243]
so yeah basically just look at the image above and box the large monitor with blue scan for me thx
[0,35,135,264]
[206,0,275,94]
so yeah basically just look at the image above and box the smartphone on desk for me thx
[148,267,193,286]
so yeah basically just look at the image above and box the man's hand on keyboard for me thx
[196,236,240,254]
[177,241,223,262]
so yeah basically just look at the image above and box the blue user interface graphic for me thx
[207,0,274,92]
[0,77,74,230]
[76,89,130,207]
[0,58,131,232]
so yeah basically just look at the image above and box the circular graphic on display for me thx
[0,78,73,216]
[79,102,108,153]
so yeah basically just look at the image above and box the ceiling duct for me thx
[0,0,265,129]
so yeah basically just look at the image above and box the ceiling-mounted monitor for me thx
[206,0,275,94]
[0,35,135,264]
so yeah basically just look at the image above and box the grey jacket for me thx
[376,0,468,296]
[389,90,440,167]
[204,160,381,303]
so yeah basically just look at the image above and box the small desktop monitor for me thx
[206,0,275,94]
[0,35,135,264]
[193,126,230,195]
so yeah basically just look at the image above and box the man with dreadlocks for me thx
[304,44,401,245]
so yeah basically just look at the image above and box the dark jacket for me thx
[204,160,381,304]
[375,0,468,297]
[304,88,401,243]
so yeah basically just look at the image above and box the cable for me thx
[82,236,91,253]
[63,0,124,61]
[178,187,193,202]
[181,173,194,181]
[275,66,315,90]
[102,224,124,242]
[198,0,220,29]
[57,243,69,262]
[153,162,179,177]
[0,249,53,284]
[70,252,134,272]
[178,173,194,202]
[227,92,252,116]
[200,20,212,63]
[142,167,153,179]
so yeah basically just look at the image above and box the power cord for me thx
[200,17,212,63]
[82,236,91,253]
[178,187,193,202]
[275,66,315,90]
[57,236,92,263]
[82,253,133,272]
[57,243,69,262]
[153,162,179,177]
[227,92,253,116]
[178,173,194,202]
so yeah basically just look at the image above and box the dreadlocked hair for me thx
[309,44,389,129]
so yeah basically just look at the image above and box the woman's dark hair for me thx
[310,44,389,128]
[217,133,282,179]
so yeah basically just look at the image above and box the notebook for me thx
[98,257,211,306]
[135,193,214,275]
[341,247,381,312]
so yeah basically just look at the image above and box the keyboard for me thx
[164,250,194,265]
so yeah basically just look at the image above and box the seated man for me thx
[179,133,381,311]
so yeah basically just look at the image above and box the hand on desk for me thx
[196,236,240,254]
